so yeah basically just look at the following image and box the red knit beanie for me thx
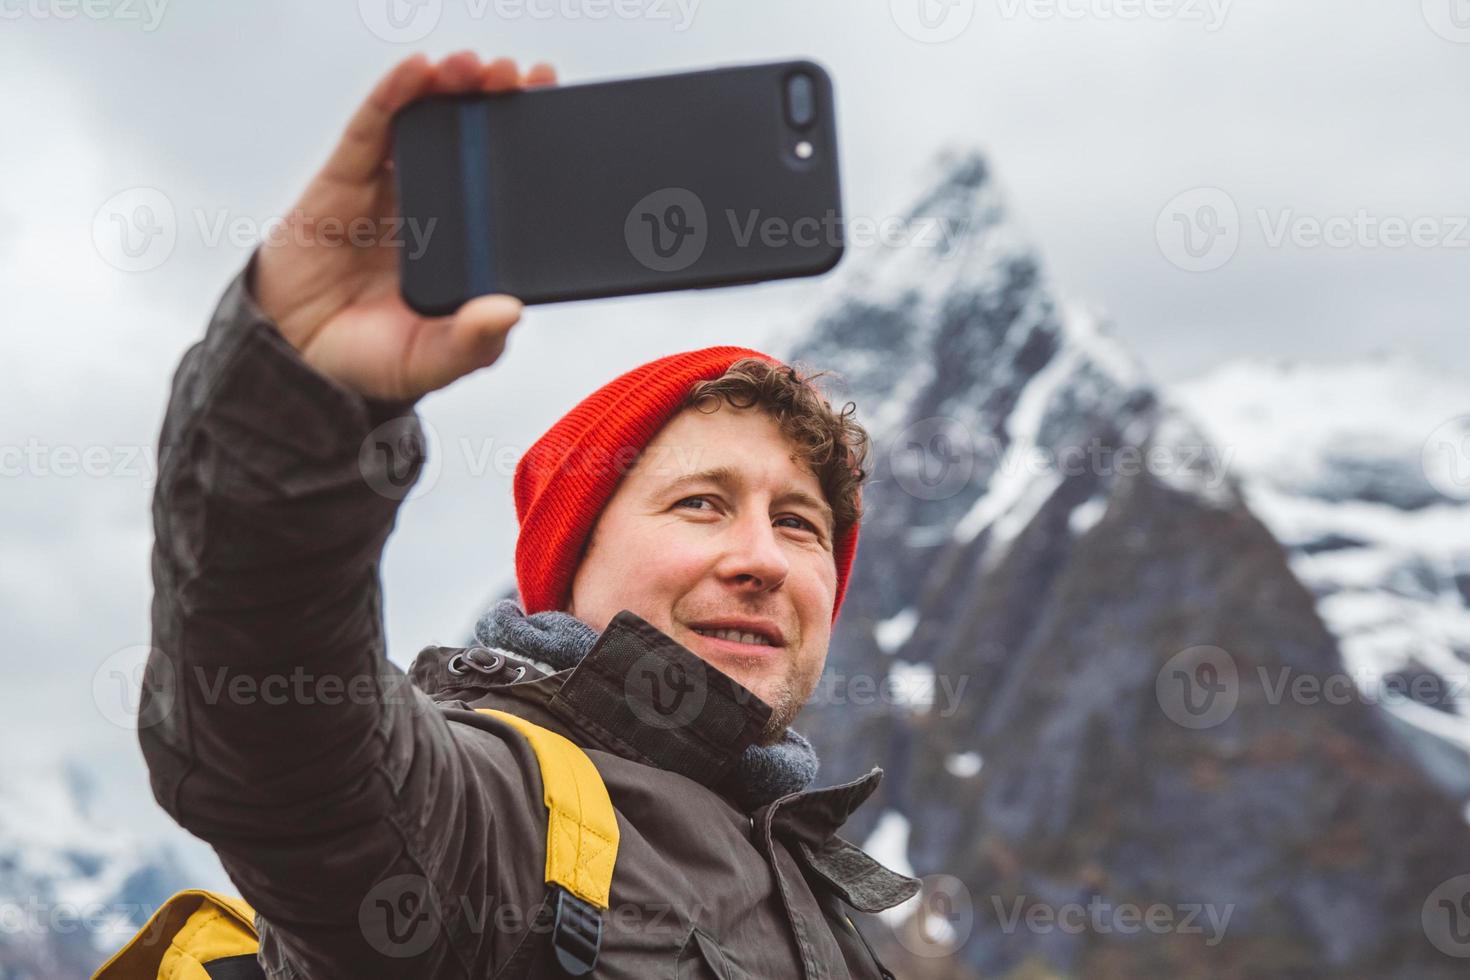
[513,346,860,625]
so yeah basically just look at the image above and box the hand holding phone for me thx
[250,52,555,402]
[391,59,844,313]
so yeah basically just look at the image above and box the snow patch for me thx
[1174,355,1470,749]
[875,608,919,656]
[1068,495,1108,536]
[1062,303,1145,389]
[889,660,937,713]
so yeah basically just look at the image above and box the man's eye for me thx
[678,498,816,535]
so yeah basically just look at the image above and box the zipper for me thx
[844,914,896,980]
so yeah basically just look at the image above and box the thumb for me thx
[452,293,523,366]
[408,294,523,395]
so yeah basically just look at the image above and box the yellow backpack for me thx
[93,709,620,979]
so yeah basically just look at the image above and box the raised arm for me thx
[140,53,557,977]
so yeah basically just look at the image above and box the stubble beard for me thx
[743,653,821,746]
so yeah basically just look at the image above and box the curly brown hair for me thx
[681,357,870,548]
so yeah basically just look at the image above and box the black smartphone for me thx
[390,59,843,313]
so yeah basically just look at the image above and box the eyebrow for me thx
[654,465,835,535]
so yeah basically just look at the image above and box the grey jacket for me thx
[140,252,918,978]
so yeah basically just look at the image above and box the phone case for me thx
[391,59,843,313]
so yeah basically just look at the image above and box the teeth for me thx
[695,627,772,646]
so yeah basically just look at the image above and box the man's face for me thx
[566,403,838,744]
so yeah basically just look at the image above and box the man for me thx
[142,51,916,978]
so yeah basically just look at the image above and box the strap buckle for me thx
[551,886,603,976]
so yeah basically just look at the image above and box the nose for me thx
[714,510,790,594]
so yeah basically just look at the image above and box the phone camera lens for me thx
[785,73,816,129]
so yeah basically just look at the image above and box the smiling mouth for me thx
[690,627,782,654]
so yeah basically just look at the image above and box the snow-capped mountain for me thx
[781,150,1470,978]
[26,147,1463,980]
[0,762,190,979]
[1175,357,1470,794]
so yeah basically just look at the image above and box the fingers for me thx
[481,57,522,93]
[318,52,554,189]
[457,293,523,323]
[431,49,484,92]
[451,295,523,369]
[482,58,558,92]
[408,294,524,395]
[322,53,433,186]
[522,62,558,87]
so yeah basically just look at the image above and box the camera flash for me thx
[795,140,813,160]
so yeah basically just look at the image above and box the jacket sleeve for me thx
[140,250,542,978]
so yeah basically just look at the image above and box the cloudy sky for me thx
[3,0,1467,852]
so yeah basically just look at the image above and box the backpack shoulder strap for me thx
[91,889,261,980]
[94,711,619,979]
[474,707,620,976]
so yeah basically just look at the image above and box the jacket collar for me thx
[546,610,773,790]
[410,610,913,901]
[411,610,773,792]
[760,771,922,913]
